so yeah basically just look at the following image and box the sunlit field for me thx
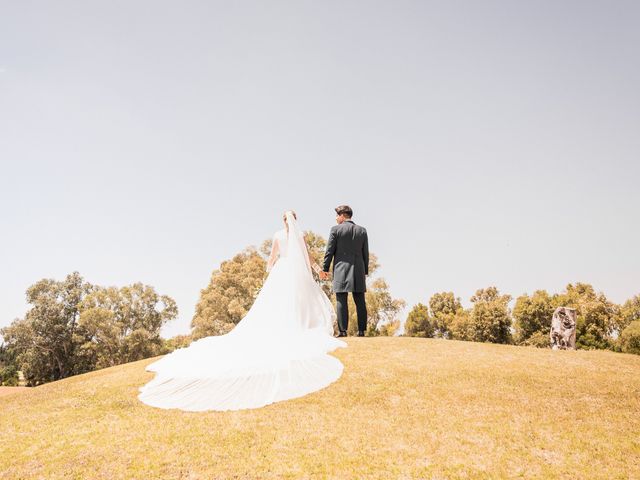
[2,337,639,479]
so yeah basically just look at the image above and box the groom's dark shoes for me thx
[335,331,347,337]
[357,331,365,337]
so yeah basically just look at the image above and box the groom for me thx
[320,205,369,337]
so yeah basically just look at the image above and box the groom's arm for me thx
[323,228,337,273]
[362,229,369,276]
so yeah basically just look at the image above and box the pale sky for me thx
[1,1,639,338]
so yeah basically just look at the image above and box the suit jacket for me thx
[323,220,369,293]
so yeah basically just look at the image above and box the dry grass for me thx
[1,337,639,479]
[0,387,29,398]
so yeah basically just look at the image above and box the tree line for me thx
[8,236,634,388]
[404,283,640,355]
[0,231,407,386]
[0,272,178,386]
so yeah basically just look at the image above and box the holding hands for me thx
[310,262,329,281]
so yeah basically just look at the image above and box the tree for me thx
[378,320,401,337]
[160,334,193,354]
[0,272,94,385]
[0,273,178,386]
[512,290,556,347]
[404,303,432,337]
[361,278,406,336]
[466,287,512,344]
[449,309,474,341]
[429,292,463,338]
[0,343,19,386]
[620,295,640,332]
[191,248,267,339]
[619,321,640,355]
[556,283,618,350]
[78,283,178,368]
[0,364,19,386]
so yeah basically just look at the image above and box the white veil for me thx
[284,210,312,275]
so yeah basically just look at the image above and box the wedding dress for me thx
[138,212,346,412]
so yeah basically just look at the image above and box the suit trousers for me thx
[336,291,367,333]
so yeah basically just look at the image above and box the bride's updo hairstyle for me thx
[283,210,297,223]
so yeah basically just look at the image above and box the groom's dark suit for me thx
[323,220,369,334]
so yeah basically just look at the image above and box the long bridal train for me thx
[138,212,346,412]
[137,328,345,412]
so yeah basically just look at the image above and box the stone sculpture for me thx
[550,307,577,350]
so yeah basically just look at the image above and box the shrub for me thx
[620,321,640,355]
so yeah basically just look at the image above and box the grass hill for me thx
[1,337,639,479]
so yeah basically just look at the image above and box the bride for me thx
[138,211,347,411]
